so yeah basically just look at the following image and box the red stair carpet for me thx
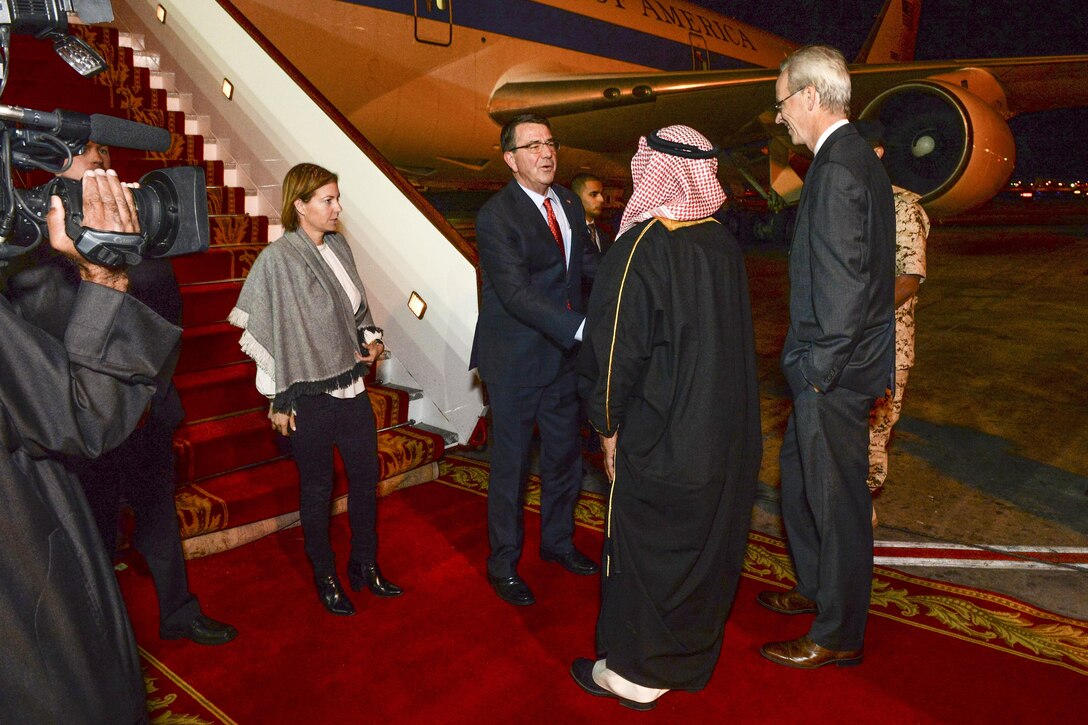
[9,26,449,557]
[119,454,1086,724]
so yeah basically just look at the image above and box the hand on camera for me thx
[46,169,140,291]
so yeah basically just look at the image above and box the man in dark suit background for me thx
[759,45,895,668]
[571,172,611,310]
[471,114,600,606]
[571,172,611,454]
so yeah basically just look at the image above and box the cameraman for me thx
[60,144,238,647]
[0,169,179,723]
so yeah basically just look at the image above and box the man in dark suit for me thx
[471,113,600,606]
[572,172,610,309]
[759,45,896,668]
[571,172,610,454]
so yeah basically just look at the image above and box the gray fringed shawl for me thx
[228,230,373,413]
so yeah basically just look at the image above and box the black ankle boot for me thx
[314,574,356,615]
[348,561,404,597]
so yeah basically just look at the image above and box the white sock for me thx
[592,658,669,704]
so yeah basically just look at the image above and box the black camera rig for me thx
[0,0,209,265]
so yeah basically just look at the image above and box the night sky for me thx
[704,0,1088,179]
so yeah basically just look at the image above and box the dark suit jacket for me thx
[471,179,587,386]
[781,123,896,399]
[580,222,612,309]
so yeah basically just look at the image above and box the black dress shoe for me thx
[541,547,600,576]
[348,561,404,597]
[569,658,656,711]
[160,614,238,646]
[488,574,535,606]
[314,574,356,616]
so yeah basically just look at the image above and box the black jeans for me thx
[289,393,379,577]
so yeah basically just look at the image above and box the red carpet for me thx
[9,28,449,558]
[119,454,1086,723]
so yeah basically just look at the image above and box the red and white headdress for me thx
[617,125,725,238]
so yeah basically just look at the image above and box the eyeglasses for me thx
[508,139,561,154]
[774,86,806,113]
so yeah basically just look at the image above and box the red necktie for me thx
[543,197,572,309]
[543,197,564,254]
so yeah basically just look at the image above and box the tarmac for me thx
[742,198,1088,620]
[473,196,1088,621]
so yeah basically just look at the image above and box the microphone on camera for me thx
[0,104,171,152]
[88,113,172,151]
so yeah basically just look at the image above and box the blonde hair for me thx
[281,163,338,232]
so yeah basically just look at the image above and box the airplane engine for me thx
[859,80,1016,218]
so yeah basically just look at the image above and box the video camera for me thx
[0,0,209,266]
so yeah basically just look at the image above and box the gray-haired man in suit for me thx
[759,45,896,668]
[471,113,600,607]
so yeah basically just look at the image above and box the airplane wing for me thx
[491,56,1088,148]
[490,55,1088,215]
[489,67,780,153]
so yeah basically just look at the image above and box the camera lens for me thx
[8,165,209,266]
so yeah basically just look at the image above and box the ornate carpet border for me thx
[436,453,1088,676]
[438,453,607,530]
[140,647,236,724]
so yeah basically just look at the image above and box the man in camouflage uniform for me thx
[868,181,928,524]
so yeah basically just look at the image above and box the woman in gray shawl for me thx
[229,163,402,615]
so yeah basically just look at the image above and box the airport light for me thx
[221,78,234,100]
[156,4,167,23]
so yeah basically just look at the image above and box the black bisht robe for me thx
[579,217,762,690]
[0,281,180,723]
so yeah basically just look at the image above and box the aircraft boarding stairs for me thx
[8,26,459,558]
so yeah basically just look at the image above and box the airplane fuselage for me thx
[229,0,795,188]
[230,0,1085,216]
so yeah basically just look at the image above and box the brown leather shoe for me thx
[757,588,817,615]
[760,636,862,669]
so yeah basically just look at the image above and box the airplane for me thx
[208,0,1088,220]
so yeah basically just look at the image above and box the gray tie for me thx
[588,223,600,252]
